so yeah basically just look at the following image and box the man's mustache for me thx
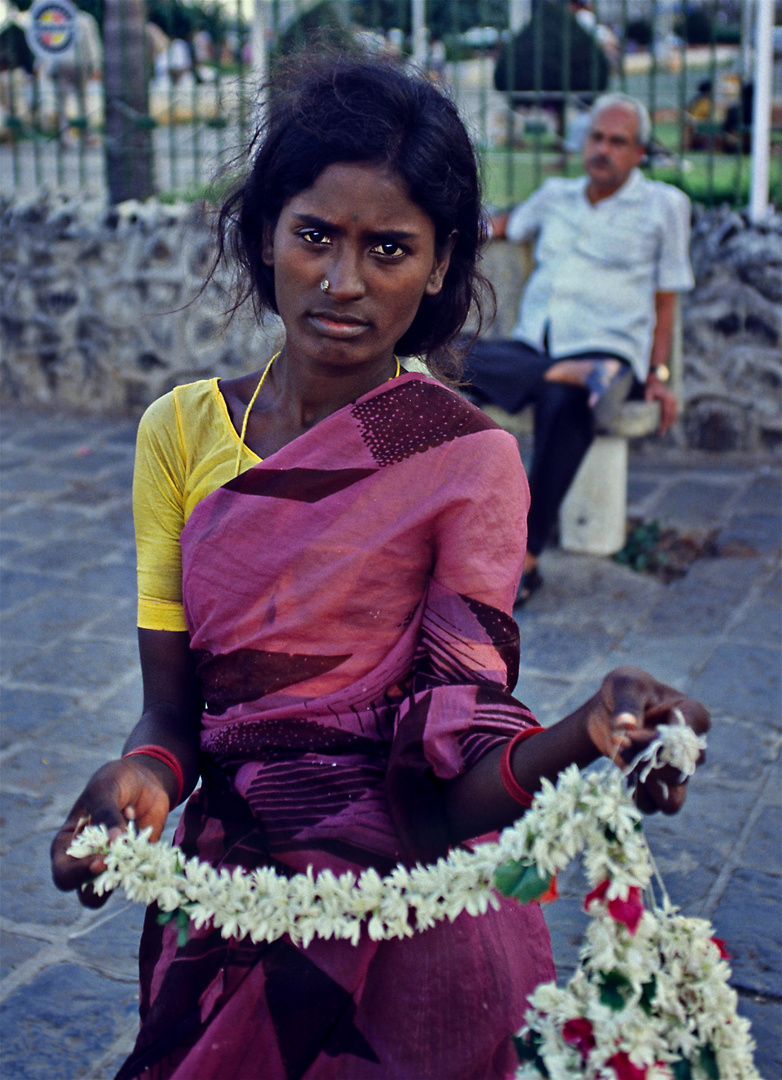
[587,156,612,169]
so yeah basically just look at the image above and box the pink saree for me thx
[118,373,554,1080]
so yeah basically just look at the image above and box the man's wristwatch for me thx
[649,364,670,382]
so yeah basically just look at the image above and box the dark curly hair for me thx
[215,50,493,380]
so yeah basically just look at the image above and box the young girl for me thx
[52,53,708,1080]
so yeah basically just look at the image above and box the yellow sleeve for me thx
[133,379,262,631]
[133,390,189,631]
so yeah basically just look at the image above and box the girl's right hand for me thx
[50,758,171,908]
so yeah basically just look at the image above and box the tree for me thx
[103,0,154,203]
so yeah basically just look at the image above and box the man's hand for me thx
[645,373,678,435]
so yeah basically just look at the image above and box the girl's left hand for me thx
[586,666,710,814]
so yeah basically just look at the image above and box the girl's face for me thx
[262,161,452,374]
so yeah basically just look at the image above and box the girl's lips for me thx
[308,313,369,338]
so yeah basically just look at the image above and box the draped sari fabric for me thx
[118,373,554,1080]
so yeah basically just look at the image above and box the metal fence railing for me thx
[1,0,779,209]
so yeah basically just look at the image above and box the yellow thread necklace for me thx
[234,352,278,476]
[234,353,401,476]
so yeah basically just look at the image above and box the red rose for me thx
[562,1017,595,1059]
[711,937,731,960]
[584,880,644,935]
[606,1050,647,1079]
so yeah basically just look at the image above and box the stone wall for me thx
[0,196,283,415]
[1,194,779,452]
[682,206,781,454]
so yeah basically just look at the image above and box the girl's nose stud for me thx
[320,279,330,292]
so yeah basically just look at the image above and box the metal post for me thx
[749,0,773,222]
[509,0,530,35]
[252,0,269,89]
[412,0,427,69]
[740,0,754,83]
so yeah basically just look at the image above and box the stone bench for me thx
[467,241,683,557]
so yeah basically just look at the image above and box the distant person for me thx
[464,94,694,604]
[684,79,716,151]
[723,81,753,155]
[570,0,621,69]
[41,8,102,144]
[154,36,193,86]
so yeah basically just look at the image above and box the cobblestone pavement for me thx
[1,406,779,1079]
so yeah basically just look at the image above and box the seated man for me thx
[464,93,693,603]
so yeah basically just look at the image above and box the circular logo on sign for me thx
[26,0,78,61]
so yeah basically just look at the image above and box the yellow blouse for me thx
[133,378,260,631]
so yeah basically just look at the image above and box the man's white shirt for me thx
[505,169,694,381]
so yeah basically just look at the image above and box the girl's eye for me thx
[300,229,330,245]
[372,242,406,258]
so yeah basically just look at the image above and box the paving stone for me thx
[0,592,108,643]
[3,537,115,577]
[0,501,86,537]
[42,711,132,754]
[516,619,615,677]
[710,868,782,997]
[738,805,782,876]
[0,467,77,498]
[99,504,137,543]
[687,642,782,728]
[54,478,132,507]
[0,928,45,978]
[0,790,52,851]
[722,511,782,556]
[0,963,140,1080]
[693,714,779,783]
[106,425,140,447]
[69,516,135,549]
[651,478,739,528]
[730,594,782,650]
[2,744,108,800]
[0,568,63,610]
[518,552,662,629]
[510,673,575,723]
[0,536,25,560]
[10,637,139,694]
[68,899,146,983]
[0,686,75,745]
[535,862,591,980]
[735,470,782,514]
[580,630,722,691]
[735,992,782,1080]
[80,563,138,603]
[626,475,659,508]
[11,426,105,452]
[42,447,133,478]
[638,557,766,637]
[1,832,87,926]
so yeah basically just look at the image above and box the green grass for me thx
[480,143,782,210]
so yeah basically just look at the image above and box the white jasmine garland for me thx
[68,724,758,1078]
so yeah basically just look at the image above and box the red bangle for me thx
[123,745,185,805]
[500,727,544,808]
